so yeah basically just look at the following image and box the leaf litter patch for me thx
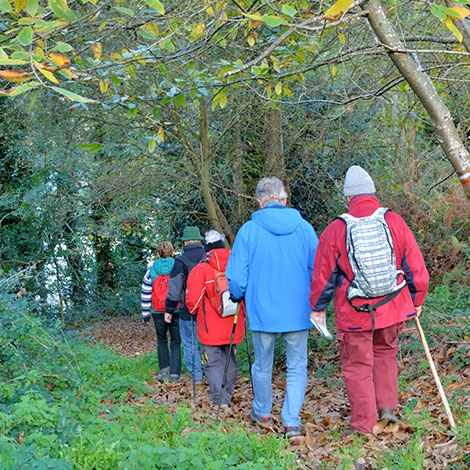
[88,317,470,469]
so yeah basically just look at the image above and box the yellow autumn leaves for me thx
[0,52,71,84]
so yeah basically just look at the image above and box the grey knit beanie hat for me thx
[343,165,376,197]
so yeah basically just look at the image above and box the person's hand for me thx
[229,294,243,303]
[143,315,151,324]
[415,305,422,317]
[310,310,326,325]
[164,312,172,323]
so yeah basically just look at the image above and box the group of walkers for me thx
[141,167,429,438]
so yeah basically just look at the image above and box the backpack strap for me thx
[178,254,197,274]
[350,287,404,331]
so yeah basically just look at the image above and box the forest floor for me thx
[87,317,469,469]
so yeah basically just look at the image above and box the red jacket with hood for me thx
[186,248,245,346]
[310,195,429,331]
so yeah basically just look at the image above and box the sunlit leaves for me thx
[0,81,40,96]
[127,103,138,118]
[0,58,28,66]
[156,125,164,142]
[261,15,283,28]
[431,4,470,42]
[281,5,297,17]
[50,86,95,103]
[252,61,270,76]
[114,6,134,16]
[159,38,174,52]
[211,89,227,110]
[18,27,33,46]
[25,0,39,16]
[80,143,105,153]
[99,79,108,93]
[35,53,70,71]
[92,43,102,60]
[152,106,159,120]
[148,137,156,153]
[188,23,205,42]
[139,23,160,40]
[324,0,354,20]
[34,19,69,34]
[144,0,164,15]
[0,70,32,82]
[338,30,346,45]
[51,42,73,53]
[48,0,76,21]
[174,93,186,108]
[34,60,59,83]
[0,0,12,13]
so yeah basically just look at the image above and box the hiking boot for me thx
[284,426,302,438]
[154,370,169,382]
[169,374,182,383]
[378,408,400,423]
[250,409,272,426]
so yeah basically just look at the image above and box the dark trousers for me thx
[152,313,181,376]
[201,344,238,405]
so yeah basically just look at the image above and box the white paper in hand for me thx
[310,316,333,340]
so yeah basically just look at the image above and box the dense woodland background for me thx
[1,0,469,322]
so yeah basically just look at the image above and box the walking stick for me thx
[244,315,253,392]
[191,315,197,406]
[216,304,240,424]
[415,317,456,428]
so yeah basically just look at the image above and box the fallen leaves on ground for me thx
[86,317,470,469]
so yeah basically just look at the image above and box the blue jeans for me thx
[251,330,308,427]
[179,318,203,380]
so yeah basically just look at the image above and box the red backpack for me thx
[152,274,171,312]
[208,251,238,317]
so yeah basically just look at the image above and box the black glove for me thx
[229,294,243,304]
[143,315,151,323]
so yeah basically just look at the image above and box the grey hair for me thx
[255,177,288,203]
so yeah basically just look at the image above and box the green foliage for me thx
[378,434,426,469]
[0,297,296,469]
[425,281,470,316]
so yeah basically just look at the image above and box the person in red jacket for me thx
[186,230,245,406]
[310,166,429,435]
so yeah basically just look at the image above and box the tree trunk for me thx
[365,0,470,197]
[197,100,235,241]
[264,106,285,179]
[231,115,247,227]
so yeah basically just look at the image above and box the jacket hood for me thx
[347,194,381,218]
[149,257,174,277]
[251,202,303,235]
[205,248,231,271]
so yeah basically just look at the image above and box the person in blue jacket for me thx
[226,177,319,438]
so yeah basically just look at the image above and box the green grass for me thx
[0,292,296,469]
[1,281,469,469]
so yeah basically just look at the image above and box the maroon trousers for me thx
[338,322,404,433]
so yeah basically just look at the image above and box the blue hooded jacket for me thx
[226,202,318,333]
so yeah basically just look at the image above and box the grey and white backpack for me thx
[338,207,406,327]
